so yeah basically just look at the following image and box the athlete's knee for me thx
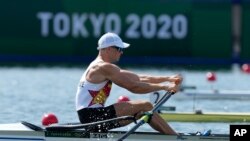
[142,101,153,111]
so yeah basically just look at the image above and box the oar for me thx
[117,91,174,141]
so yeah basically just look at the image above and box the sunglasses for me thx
[113,46,124,53]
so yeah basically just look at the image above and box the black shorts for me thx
[77,105,121,132]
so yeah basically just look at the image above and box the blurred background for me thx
[0,0,250,134]
[0,0,249,66]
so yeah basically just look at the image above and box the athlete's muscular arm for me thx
[138,75,169,83]
[138,74,183,84]
[117,70,183,85]
[99,63,178,94]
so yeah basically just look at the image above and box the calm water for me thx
[1,64,250,134]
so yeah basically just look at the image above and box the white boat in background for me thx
[0,122,229,141]
[150,89,250,101]
[177,89,250,100]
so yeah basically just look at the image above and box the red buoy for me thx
[241,64,250,73]
[41,113,58,126]
[206,72,216,82]
[117,96,130,103]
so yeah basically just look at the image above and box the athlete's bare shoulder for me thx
[97,61,120,76]
[85,60,112,83]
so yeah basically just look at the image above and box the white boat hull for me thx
[178,89,250,100]
[0,123,229,141]
[150,90,250,101]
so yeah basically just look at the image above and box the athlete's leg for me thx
[113,100,178,135]
[113,100,153,125]
[149,112,178,135]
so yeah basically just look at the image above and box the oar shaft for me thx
[117,120,145,141]
[153,92,173,112]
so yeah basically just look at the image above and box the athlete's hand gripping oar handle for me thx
[117,91,174,141]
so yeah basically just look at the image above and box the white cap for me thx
[97,32,130,50]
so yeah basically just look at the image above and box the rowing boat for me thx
[0,122,229,141]
[150,89,250,100]
[177,89,250,100]
[0,92,231,141]
[160,112,250,122]
[150,91,250,122]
